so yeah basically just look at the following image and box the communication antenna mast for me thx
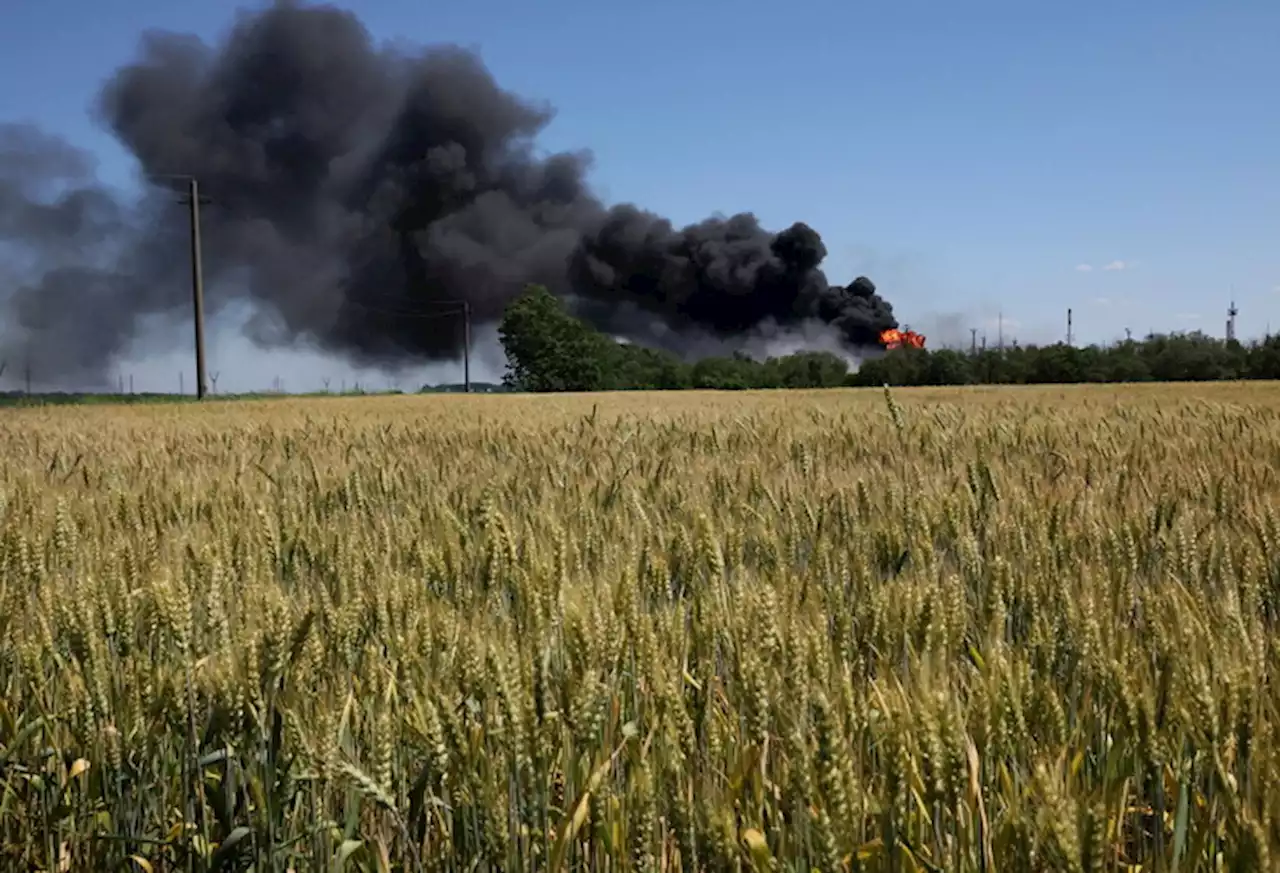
[1226,300,1238,342]
[1066,308,1073,346]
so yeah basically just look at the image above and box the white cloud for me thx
[1177,312,1200,322]
[1102,260,1129,271]
[1075,263,1093,272]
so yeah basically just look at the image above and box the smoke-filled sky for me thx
[2,0,1278,393]
[0,1,903,392]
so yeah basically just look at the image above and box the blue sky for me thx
[2,0,1278,388]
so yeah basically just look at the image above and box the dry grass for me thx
[2,382,1279,871]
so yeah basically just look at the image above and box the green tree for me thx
[923,349,974,385]
[1099,340,1152,382]
[691,355,756,389]
[1246,335,1280,379]
[846,348,931,386]
[501,290,1280,394]
[769,351,850,388]
[607,343,690,389]
[498,285,613,392]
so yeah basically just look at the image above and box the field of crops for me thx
[2,383,1279,871]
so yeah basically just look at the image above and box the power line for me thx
[354,294,469,307]
[337,298,472,392]
[341,300,466,318]
[140,174,475,396]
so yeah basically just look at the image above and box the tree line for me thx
[499,284,1280,391]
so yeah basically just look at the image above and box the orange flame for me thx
[879,328,926,350]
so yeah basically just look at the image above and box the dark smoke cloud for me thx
[1,1,898,384]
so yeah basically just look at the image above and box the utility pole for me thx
[463,301,472,393]
[1066,308,1073,346]
[970,328,977,356]
[186,178,208,399]
[157,174,211,399]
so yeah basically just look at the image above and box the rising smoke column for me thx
[0,1,898,384]
[0,124,190,382]
[570,208,894,348]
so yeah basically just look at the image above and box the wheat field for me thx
[1,383,1279,871]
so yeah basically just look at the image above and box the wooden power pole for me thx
[185,178,208,399]
[159,174,211,398]
[463,301,471,393]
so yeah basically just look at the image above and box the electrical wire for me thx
[340,299,467,319]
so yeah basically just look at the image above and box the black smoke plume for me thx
[0,1,898,384]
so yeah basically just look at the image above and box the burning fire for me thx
[879,328,927,350]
